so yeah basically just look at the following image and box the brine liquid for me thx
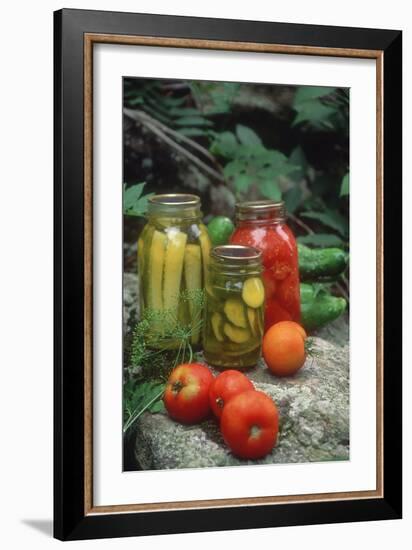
[137,218,210,348]
[203,276,264,369]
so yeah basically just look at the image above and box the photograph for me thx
[122,77,350,472]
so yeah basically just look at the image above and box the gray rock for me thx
[124,272,350,470]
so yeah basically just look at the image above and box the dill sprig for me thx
[123,289,205,435]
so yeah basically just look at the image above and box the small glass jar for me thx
[203,245,264,370]
[138,194,211,347]
[230,200,301,330]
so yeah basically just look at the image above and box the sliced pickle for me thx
[223,322,250,344]
[163,230,187,318]
[211,312,225,342]
[184,244,202,344]
[148,230,166,310]
[242,277,265,308]
[224,298,248,328]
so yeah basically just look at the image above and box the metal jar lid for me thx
[211,244,262,268]
[148,194,201,214]
[235,200,286,222]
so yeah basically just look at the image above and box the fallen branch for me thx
[124,108,224,182]
[288,212,315,235]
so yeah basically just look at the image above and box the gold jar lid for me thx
[235,200,285,222]
[211,245,262,269]
[148,194,201,215]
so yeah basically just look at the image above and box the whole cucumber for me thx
[298,243,348,281]
[300,283,347,331]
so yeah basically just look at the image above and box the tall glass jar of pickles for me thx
[203,245,265,369]
[138,194,211,348]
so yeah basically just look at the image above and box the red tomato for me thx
[209,370,254,419]
[221,390,279,459]
[163,363,214,424]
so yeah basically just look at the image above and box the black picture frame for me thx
[54,8,402,541]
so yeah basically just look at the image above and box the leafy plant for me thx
[123,182,154,217]
[298,233,344,248]
[210,124,298,200]
[292,86,349,133]
[123,289,205,435]
[190,81,240,114]
[124,79,215,137]
[123,380,166,435]
[340,173,349,197]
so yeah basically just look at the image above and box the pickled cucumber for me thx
[199,228,211,287]
[224,298,248,328]
[211,312,225,342]
[247,307,257,336]
[148,230,166,310]
[163,230,187,317]
[184,244,202,344]
[223,323,251,344]
[242,277,265,308]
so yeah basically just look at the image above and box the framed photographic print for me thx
[54,8,402,541]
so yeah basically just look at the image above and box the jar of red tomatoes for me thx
[230,200,301,331]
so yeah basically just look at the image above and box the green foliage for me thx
[301,209,348,238]
[340,173,349,197]
[210,125,298,200]
[298,233,344,248]
[123,182,154,217]
[190,81,240,114]
[292,86,349,132]
[124,79,215,137]
[123,289,205,434]
[283,186,303,213]
[124,78,350,269]
[123,380,166,435]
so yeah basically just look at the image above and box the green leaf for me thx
[209,131,238,158]
[294,86,337,104]
[169,107,202,117]
[340,173,349,197]
[284,186,302,213]
[233,174,254,194]
[123,182,154,217]
[150,400,166,414]
[293,102,336,127]
[128,97,144,106]
[301,209,348,236]
[259,180,282,201]
[236,125,263,147]
[223,159,246,179]
[177,127,208,137]
[298,233,344,247]
[174,116,213,127]
[123,380,166,433]
[289,146,308,180]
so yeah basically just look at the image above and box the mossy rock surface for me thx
[124,272,349,470]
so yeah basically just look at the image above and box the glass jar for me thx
[230,200,301,330]
[137,194,211,347]
[203,245,264,370]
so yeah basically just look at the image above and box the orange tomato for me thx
[262,322,306,376]
[269,320,307,340]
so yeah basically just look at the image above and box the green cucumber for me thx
[300,283,347,331]
[298,243,348,282]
